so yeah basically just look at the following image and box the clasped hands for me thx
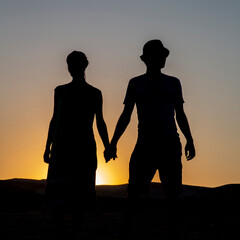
[104,143,117,163]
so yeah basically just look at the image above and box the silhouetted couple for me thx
[44,40,195,240]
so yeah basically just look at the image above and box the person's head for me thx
[66,51,89,78]
[140,39,169,70]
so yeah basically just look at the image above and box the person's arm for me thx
[175,103,195,161]
[44,118,55,163]
[43,89,58,163]
[109,102,135,159]
[95,92,110,161]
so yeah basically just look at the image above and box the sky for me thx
[1,0,240,187]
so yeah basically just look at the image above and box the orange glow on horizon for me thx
[96,172,105,185]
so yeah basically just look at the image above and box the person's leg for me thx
[163,183,180,240]
[51,177,70,240]
[53,210,66,240]
[122,141,155,238]
[121,190,140,239]
[72,206,84,240]
[72,168,96,239]
[159,138,182,239]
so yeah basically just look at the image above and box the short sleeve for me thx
[174,78,184,104]
[123,79,136,105]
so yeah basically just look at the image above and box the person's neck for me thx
[72,75,86,84]
[146,68,162,77]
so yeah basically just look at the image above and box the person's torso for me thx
[132,74,180,137]
[54,81,100,149]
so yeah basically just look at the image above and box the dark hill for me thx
[0,178,240,210]
[0,179,240,239]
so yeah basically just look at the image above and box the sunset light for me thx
[1,2,240,239]
[1,1,240,188]
[96,172,105,186]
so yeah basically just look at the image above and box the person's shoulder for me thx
[54,83,71,93]
[162,74,182,88]
[86,83,101,94]
[85,83,102,100]
[130,74,146,82]
[129,74,146,85]
[162,73,180,83]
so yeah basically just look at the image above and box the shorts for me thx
[128,135,182,196]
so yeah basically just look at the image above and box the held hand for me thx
[110,143,117,160]
[43,149,51,164]
[104,144,117,163]
[104,148,111,163]
[185,141,195,161]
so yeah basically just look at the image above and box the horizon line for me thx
[1,177,240,188]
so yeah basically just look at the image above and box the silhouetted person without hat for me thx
[44,51,109,240]
[105,40,195,239]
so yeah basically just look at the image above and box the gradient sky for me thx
[1,0,240,187]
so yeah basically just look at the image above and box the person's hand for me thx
[104,144,117,163]
[185,141,195,161]
[104,146,111,163]
[110,143,117,160]
[43,149,51,164]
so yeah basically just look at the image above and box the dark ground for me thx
[0,179,240,240]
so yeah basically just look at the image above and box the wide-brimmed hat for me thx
[141,39,170,58]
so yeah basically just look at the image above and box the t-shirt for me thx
[124,73,184,137]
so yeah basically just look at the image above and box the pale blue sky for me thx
[1,0,240,186]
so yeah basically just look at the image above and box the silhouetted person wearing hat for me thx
[106,40,195,239]
[44,51,109,239]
